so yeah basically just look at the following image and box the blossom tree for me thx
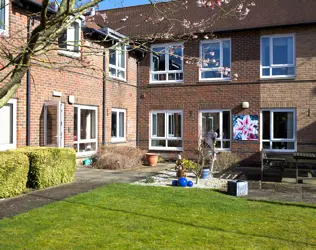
[0,0,255,107]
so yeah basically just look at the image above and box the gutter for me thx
[26,16,33,146]
[102,50,106,145]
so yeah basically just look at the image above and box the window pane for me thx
[156,113,165,137]
[111,111,117,137]
[117,70,125,79]
[222,141,231,149]
[273,37,293,65]
[262,68,270,76]
[169,46,182,71]
[109,49,116,66]
[58,32,67,49]
[151,140,166,147]
[272,67,295,76]
[118,46,125,69]
[109,67,116,77]
[0,0,5,30]
[168,140,182,148]
[202,112,220,136]
[152,73,167,81]
[152,114,157,136]
[273,112,294,139]
[263,142,270,149]
[79,142,97,152]
[168,113,182,138]
[176,73,183,80]
[80,109,95,140]
[261,37,270,67]
[0,103,13,144]
[152,47,166,71]
[223,40,231,69]
[74,107,78,141]
[119,112,125,138]
[223,111,230,139]
[73,22,80,52]
[168,73,176,81]
[272,142,295,150]
[201,71,221,79]
[201,42,220,69]
[262,111,270,140]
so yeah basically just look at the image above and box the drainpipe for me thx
[136,60,141,147]
[26,17,32,146]
[102,50,106,145]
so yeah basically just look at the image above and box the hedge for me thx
[16,147,76,189]
[0,151,29,198]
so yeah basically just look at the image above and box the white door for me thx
[44,101,64,148]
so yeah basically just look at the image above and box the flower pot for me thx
[146,153,159,167]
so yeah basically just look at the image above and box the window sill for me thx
[0,29,9,37]
[199,78,232,83]
[76,151,97,157]
[58,50,81,59]
[111,139,127,143]
[149,81,184,85]
[149,147,184,151]
[260,76,296,81]
[109,76,127,83]
[0,144,16,151]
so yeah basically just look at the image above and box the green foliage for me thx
[0,184,315,249]
[181,158,197,170]
[0,151,29,198]
[16,147,76,189]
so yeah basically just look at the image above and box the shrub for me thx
[0,151,29,198]
[214,152,240,173]
[94,145,145,170]
[16,147,76,189]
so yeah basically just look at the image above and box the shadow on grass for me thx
[26,191,316,248]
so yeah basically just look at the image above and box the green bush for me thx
[16,147,76,189]
[0,151,29,198]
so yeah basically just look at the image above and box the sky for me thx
[98,0,154,10]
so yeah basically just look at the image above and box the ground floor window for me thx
[150,110,183,150]
[261,109,296,152]
[73,105,97,155]
[0,99,17,150]
[111,108,126,142]
[200,110,231,150]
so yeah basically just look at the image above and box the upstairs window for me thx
[261,34,295,78]
[109,45,126,80]
[0,0,9,34]
[200,39,231,80]
[58,20,81,55]
[150,43,183,83]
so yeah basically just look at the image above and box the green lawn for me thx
[0,184,315,249]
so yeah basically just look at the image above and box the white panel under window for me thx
[0,0,9,34]
[150,110,183,150]
[0,99,16,150]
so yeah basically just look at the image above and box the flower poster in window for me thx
[233,115,258,140]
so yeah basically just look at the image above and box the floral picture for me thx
[233,115,258,140]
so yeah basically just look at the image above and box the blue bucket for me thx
[201,168,210,179]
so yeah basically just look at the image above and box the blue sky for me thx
[98,0,153,10]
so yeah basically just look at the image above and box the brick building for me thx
[0,0,139,157]
[97,0,316,164]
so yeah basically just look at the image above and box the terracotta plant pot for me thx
[145,153,159,167]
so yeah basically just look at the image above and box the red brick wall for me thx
[139,26,316,164]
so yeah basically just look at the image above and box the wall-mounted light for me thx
[52,91,62,97]
[241,101,249,109]
[68,95,75,104]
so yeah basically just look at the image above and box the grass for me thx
[0,184,316,249]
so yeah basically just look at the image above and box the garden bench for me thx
[261,150,285,181]
[293,152,316,184]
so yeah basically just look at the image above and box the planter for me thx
[145,153,159,167]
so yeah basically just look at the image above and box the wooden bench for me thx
[261,150,285,181]
[293,152,316,184]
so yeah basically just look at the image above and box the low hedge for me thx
[0,151,29,198]
[16,147,76,189]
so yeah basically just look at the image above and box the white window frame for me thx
[0,99,17,151]
[260,34,296,79]
[150,43,184,84]
[109,45,127,81]
[111,108,126,142]
[73,105,98,156]
[149,110,183,151]
[0,0,9,36]
[199,109,232,151]
[260,108,296,153]
[199,39,232,81]
[58,19,81,58]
